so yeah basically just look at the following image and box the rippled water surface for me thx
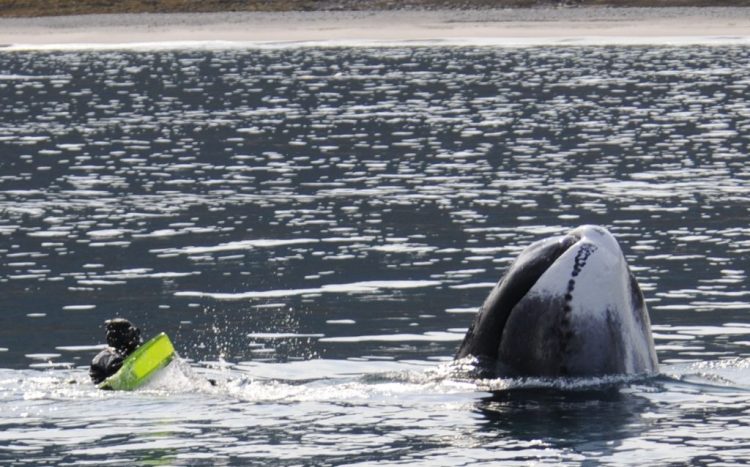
[1,45,750,464]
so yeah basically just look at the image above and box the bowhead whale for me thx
[456,225,658,377]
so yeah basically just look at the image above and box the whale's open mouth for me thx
[499,232,581,320]
[455,230,582,362]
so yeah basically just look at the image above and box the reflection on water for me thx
[1,45,749,464]
[3,360,750,465]
[476,387,651,460]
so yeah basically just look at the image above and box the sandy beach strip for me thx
[2,7,750,49]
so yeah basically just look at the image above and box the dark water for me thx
[1,45,749,464]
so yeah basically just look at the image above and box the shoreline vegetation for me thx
[2,0,750,18]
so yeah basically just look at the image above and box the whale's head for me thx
[456,225,658,377]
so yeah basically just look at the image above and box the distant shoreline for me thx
[2,0,750,18]
[2,7,750,48]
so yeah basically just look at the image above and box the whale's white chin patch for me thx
[532,225,627,305]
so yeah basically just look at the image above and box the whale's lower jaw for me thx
[495,293,575,377]
[495,293,652,377]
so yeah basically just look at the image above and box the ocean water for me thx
[1,45,749,465]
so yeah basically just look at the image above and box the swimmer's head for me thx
[105,318,142,354]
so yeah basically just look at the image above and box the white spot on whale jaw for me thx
[497,225,659,377]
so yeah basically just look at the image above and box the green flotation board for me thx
[99,332,175,391]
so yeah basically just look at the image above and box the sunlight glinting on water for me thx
[1,44,750,464]
[2,47,749,365]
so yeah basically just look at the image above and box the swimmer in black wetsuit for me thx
[89,318,142,385]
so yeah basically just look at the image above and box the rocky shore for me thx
[2,0,750,17]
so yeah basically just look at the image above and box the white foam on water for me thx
[62,305,97,311]
[176,279,441,300]
[445,307,478,314]
[320,331,464,343]
[326,319,356,324]
[0,74,72,80]
[152,238,319,255]
[247,333,325,339]
[86,229,126,239]
[24,353,62,360]
[55,345,108,352]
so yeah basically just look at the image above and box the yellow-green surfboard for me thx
[99,332,175,391]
